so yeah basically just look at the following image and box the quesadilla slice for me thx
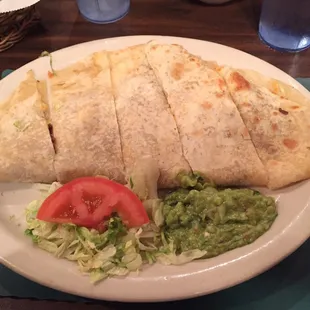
[47,52,125,184]
[219,66,310,189]
[109,44,191,188]
[145,42,268,186]
[0,71,55,183]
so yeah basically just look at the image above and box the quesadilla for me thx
[145,42,268,186]
[0,71,55,183]
[219,66,310,189]
[236,68,310,107]
[108,44,191,188]
[47,52,125,184]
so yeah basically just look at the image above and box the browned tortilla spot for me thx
[242,127,250,139]
[283,138,298,149]
[224,130,232,138]
[290,105,300,110]
[270,160,279,166]
[231,72,250,91]
[205,126,215,136]
[192,129,204,137]
[279,108,289,115]
[253,116,260,124]
[189,57,201,68]
[267,145,278,155]
[242,102,251,107]
[215,92,224,98]
[273,111,278,116]
[271,123,278,131]
[171,62,184,81]
[202,101,212,110]
[217,78,226,90]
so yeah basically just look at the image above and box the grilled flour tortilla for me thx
[145,42,268,186]
[1,43,309,190]
[0,71,55,183]
[219,67,310,189]
[48,52,125,184]
[109,45,191,188]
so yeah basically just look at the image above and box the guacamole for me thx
[162,173,277,258]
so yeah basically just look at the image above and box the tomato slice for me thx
[36,177,150,230]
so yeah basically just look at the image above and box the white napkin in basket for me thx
[0,0,40,13]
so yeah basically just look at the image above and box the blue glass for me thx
[259,0,310,52]
[76,0,130,24]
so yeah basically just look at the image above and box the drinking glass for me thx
[76,0,130,24]
[259,0,310,52]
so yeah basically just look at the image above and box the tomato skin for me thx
[36,177,150,230]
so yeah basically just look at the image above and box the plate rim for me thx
[1,35,309,96]
[1,35,310,302]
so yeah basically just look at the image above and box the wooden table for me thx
[1,0,310,309]
[0,0,310,77]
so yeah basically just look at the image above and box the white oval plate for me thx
[0,36,310,302]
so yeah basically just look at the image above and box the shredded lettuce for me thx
[156,249,207,265]
[26,205,145,282]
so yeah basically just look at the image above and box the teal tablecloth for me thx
[0,69,310,309]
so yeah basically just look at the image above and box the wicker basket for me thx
[0,5,40,52]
